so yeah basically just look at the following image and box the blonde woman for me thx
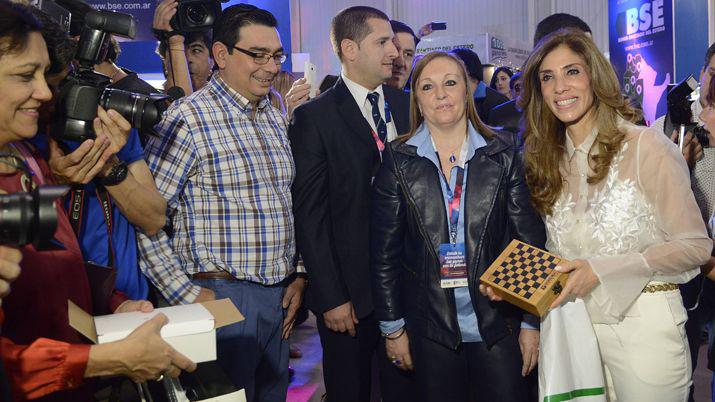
[371,51,545,402]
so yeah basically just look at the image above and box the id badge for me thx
[438,242,468,288]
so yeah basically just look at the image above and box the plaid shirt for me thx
[137,75,296,304]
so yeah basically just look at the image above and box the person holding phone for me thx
[417,21,447,39]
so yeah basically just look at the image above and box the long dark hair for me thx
[489,66,513,91]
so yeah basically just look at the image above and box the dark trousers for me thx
[411,333,529,402]
[377,338,417,402]
[315,313,380,402]
[682,276,715,402]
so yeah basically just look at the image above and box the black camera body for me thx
[0,186,68,249]
[54,10,168,143]
[170,0,222,33]
[664,75,700,146]
[667,75,699,126]
[56,68,168,143]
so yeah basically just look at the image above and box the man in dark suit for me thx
[488,72,524,135]
[288,6,410,402]
[450,48,509,122]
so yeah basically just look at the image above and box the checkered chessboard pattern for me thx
[481,240,567,316]
[491,242,559,299]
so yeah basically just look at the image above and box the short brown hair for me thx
[330,6,389,61]
[0,0,41,61]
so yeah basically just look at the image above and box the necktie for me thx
[366,92,387,144]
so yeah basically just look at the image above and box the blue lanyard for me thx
[446,167,465,244]
[433,138,468,245]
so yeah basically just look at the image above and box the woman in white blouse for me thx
[519,29,712,401]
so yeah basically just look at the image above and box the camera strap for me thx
[11,142,45,185]
[69,187,116,268]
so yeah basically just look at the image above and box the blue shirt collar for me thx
[473,81,487,100]
[406,121,488,167]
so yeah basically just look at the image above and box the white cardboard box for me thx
[68,298,244,363]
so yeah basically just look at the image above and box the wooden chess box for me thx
[479,239,569,317]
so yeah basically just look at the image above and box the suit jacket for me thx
[488,99,522,133]
[475,86,509,123]
[289,78,410,318]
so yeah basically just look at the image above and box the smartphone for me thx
[304,61,317,98]
[430,21,447,31]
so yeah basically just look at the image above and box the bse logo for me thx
[618,0,665,36]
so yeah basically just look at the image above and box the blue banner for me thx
[85,0,157,41]
[608,0,673,125]
[84,0,292,75]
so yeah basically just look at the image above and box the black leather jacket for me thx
[370,133,546,350]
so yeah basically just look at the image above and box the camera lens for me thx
[0,186,66,248]
[0,192,35,247]
[99,88,169,133]
[186,4,208,25]
[99,88,142,128]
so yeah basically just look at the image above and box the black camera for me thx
[170,0,222,33]
[665,75,699,147]
[29,0,71,33]
[0,186,68,249]
[667,75,699,126]
[54,10,168,143]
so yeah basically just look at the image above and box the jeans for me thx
[193,279,288,402]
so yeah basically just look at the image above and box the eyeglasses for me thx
[233,46,287,65]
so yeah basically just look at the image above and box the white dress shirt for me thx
[341,72,398,142]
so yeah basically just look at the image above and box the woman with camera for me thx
[370,51,545,402]
[0,2,195,400]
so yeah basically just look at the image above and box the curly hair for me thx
[519,29,640,216]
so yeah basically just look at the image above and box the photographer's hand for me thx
[153,0,194,96]
[153,0,179,33]
[95,106,131,157]
[48,138,111,185]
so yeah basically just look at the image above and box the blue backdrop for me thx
[85,0,292,76]
[608,0,674,125]
[674,0,709,82]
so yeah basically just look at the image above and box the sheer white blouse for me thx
[544,121,712,323]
